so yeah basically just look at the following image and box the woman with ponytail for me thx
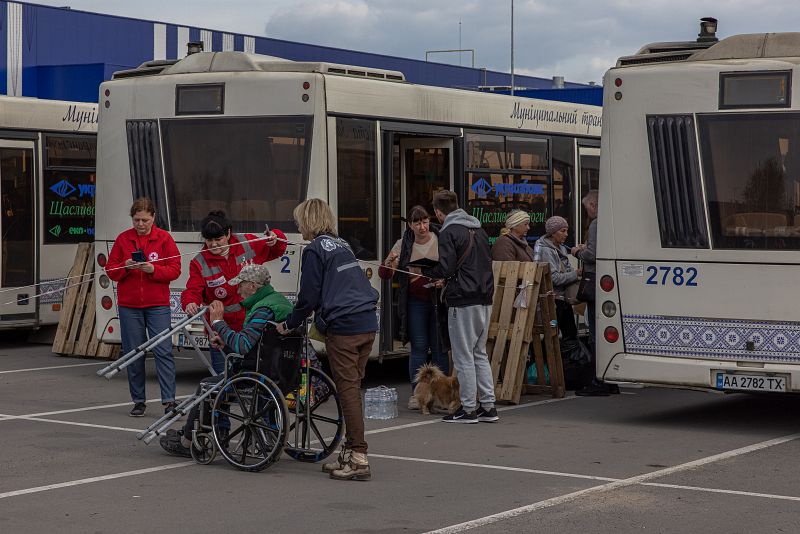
[180,210,287,373]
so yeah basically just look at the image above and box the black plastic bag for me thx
[560,338,594,390]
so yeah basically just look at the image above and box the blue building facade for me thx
[0,1,591,103]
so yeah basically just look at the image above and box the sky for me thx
[31,0,800,85]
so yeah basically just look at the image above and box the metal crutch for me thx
[96,306,213,379]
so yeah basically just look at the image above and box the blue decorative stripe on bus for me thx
[622,314,800,362]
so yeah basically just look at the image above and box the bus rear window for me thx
[160,116,312,233]
[699,112,800,250]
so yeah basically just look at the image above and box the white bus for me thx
[94,50,601,357]
[0,96,97,330]
[597,20,800,393]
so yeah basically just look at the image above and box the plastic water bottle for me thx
[387,387,398,418]
[364,388,376,419]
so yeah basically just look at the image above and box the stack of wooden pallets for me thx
[52,243,119,359]
[486,261,565,403]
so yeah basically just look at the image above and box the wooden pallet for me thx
[52,243,120,359]
[487,261,565,403]
[523,264,566,399]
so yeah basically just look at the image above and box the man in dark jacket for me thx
[423,190,498,424]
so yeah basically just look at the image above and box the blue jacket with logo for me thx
[285,235,378,335]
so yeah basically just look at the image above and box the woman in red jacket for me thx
[106,198,182,417]
[180,210,287,373]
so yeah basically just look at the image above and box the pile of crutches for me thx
[96,306,217,380]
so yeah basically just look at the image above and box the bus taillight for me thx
[97,253,107,267]
[101,296,113,310]
[604,326,620,343]
[600,275,615,292]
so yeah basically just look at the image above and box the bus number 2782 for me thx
[645,265,698,287]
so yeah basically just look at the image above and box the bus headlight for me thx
[601,301,617,318]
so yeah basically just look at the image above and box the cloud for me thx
[31,0,800,85]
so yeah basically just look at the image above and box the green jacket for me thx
[242,284,293,323]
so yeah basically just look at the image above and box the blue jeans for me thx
[119,305,176,404]
[209,347,226,375]
[408,296,448,391]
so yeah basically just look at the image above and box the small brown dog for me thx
[413,363,460,415]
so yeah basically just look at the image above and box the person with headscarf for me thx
[491,209,534,262]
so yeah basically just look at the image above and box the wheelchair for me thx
[139,322,344,472]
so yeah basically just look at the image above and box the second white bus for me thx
[94,51,601,357]
[597,21,800,393]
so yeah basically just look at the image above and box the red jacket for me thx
[180,230,287,332]
[106,226,181,308]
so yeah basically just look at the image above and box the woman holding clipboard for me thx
[379,205,449,410]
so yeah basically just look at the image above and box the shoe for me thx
[608,384,621,395]
[159,434,192,458]
[322,446,352,473]
[576,383,611,397]
[476,405,499,423]
[129,402,146,417]
[329,452,371,481]
[442,408,478,424]
[163,402,177,415]
[407,396,420,410]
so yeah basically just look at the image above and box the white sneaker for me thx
[407,396,420,410]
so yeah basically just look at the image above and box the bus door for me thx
[382,137,454,354]
[577,145,600,244]
[0,140,36,322]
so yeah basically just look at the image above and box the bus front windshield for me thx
[160,116,312,233]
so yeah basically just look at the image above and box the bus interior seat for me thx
[191,200,230,220]
[723,212,789,236]
[274,199,297,221]
[230,200,273,224]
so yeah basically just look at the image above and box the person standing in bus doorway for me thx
[379,205,449,410]
[423,190,498,424]
[181,210,287,374]
[105,198,181,417]
[277,198,378,481]
[492,209,535,262]
[571,191,619,396]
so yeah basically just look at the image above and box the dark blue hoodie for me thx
[285,235,379,335]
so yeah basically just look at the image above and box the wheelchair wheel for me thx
[211,374,287,472]
[191,433,216,465]
[284,368,344,462]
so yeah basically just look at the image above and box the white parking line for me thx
[371,454,617,482]
[366,396,578,436]
[0,414,141,433]
[424,431,800,533]
[2,395,193,418]
[0,362,106,374]
[642,482,800,503]
[0,462,193,500]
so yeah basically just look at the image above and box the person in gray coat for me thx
[533,216,581,343]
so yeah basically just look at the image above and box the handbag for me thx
[557,253,582,305]
[563,280,581,305]
[576,271,595,303]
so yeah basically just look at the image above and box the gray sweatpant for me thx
[448,304,495,411]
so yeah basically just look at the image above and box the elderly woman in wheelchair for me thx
[150,263,344,472]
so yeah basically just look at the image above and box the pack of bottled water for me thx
[364,386,398,419]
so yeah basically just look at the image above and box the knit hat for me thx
[229,263,271,286]
[505,210,530,230]
[545,215,568,236]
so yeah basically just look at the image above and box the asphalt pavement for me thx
[1,338,799,534]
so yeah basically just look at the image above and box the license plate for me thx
[715,372,787,392]
[178,333,209,349]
